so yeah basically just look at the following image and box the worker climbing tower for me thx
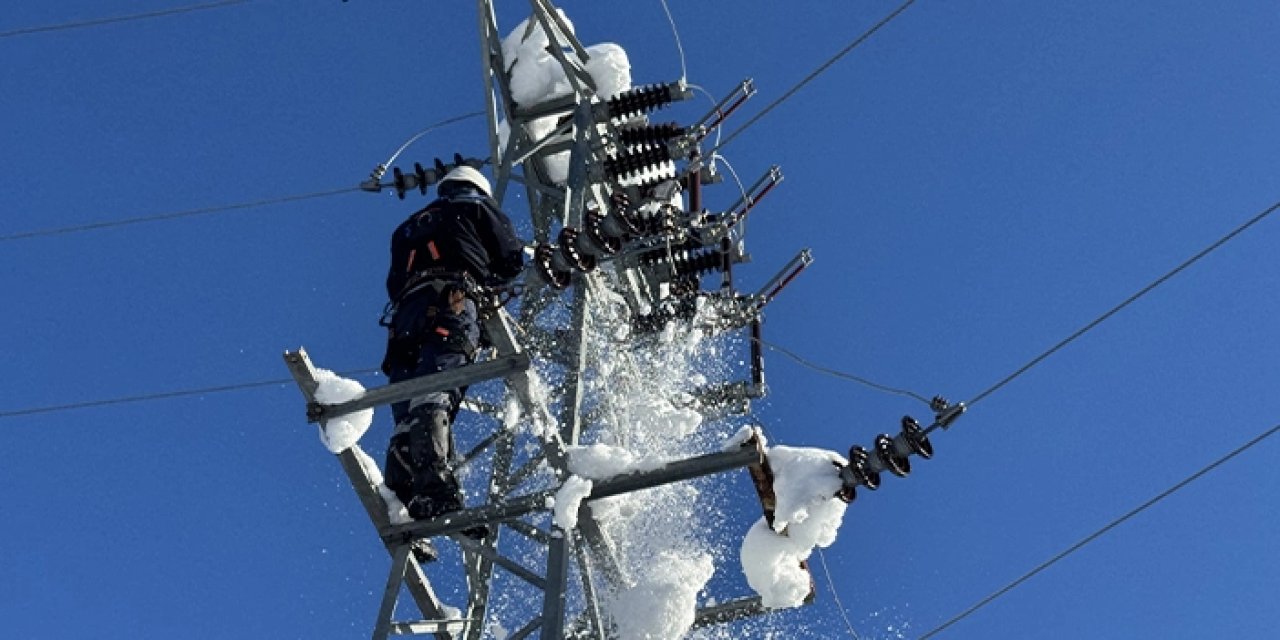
[284,2,960,638]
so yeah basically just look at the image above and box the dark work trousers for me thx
[383,290,480,511]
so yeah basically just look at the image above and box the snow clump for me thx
[348,444,412,524]
[498,10,631,183]
[741,445,849,609]
[566,442,667,480]
[312,368,373,453]
[610,550,715,640]
[553,475,594,530]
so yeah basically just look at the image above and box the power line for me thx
[3,111,485,242]
[711,0,919,155]
[816,546,863,640]
[917,420,1280,639]
[0,187,359,242]
[756,337,933,406]
[656,0,688,82]
[0,334,912,419]
[0,0,250,40]
[966,197,1280,408]
[0,368,379,420]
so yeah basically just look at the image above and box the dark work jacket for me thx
[386,187,524,300]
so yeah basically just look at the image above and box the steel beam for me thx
[453,535,548,590]
[588,439,765,501]
[691,596,767,628]
[373,544,413,640]
[284,349,456,640]
[508,617,543,640]
[391,620,472,636]
[540,534,572,639]
[383,439,765,542]
[310,354,531,422]
[570,529,607,638]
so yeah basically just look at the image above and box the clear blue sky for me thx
[3,1,1278,638]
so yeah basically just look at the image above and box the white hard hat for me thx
[440,165,492,196]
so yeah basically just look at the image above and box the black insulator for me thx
[605,145,673,180]
[414,163,435,195]
[847,445,880,490]
[900,415,933,460]
[606,192,643,235]
[671,247,724,278]
[392,163,439,199]
[585,210,623,256]
[392,166,410,200]
[606,84,676,121]
[642,242,726,279]
[618,122,686,147]
[557,227,596,272]
[387,156,484,199]
[390,163,434,199]
[875,433,910,478]
[534,244,572,289]
[835,461,856,504]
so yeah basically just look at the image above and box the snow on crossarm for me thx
[312,368,373,453]
[741,445,850,609]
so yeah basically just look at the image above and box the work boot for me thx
[406,492,464,520]
[406,495,441,520]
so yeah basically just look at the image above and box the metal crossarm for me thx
[304,354,531,423]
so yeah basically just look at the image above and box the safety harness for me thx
[380,269,480,375]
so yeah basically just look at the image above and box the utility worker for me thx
[381,165,524,520]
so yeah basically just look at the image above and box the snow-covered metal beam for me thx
[381,438,767,544]
[282,348,457,640]
[305,353,531,423]
[690,596,768,629]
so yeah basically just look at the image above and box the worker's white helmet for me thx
[440,165,492,197]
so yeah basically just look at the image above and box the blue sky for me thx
[3,1,1278,638]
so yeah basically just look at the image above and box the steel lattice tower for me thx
[285,2,827,637]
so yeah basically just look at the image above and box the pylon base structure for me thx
[285,305,809,639]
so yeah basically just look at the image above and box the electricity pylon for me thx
[285,1,817,637]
